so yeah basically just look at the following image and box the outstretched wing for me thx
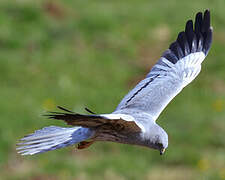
[116,10,212,120]
[46,106,142,133]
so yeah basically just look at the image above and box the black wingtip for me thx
[163,9,212,63]
[177,31,190,56]
[202,9,212,55]
[185,20,193,32]
[84,107,96,114]
[202,10,210,31]
[204,9,210,17]
[57,106,74,113]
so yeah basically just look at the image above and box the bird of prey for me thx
[17,10,212,156]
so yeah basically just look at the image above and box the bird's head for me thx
[143,123,168,155]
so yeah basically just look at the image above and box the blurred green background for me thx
[0,0,224,179]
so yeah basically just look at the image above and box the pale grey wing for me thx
[115,10,212,120]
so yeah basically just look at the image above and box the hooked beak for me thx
[160,148,165,155]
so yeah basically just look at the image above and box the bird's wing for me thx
[116,10,212,121]
[46,107,142,132]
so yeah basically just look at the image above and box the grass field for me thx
[0,0,225,179]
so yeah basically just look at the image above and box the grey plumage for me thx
[17,10,212,155]
[17,126,94,155]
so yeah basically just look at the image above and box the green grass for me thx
[0,0,225,179]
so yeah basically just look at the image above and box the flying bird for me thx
[17,10,212,156]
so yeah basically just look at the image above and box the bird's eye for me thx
[156,143,163,149]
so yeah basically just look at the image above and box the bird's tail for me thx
[16,126,94,155]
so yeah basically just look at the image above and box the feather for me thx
[17,126,94,155]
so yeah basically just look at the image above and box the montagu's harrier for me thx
[17,10,212,155]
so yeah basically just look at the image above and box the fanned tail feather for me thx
[17,126,94,155]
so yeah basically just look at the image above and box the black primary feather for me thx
[57,106,74,113]
[84,107,96,114]
[162,9,212,63]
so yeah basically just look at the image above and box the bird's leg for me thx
[77,141,94,149]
